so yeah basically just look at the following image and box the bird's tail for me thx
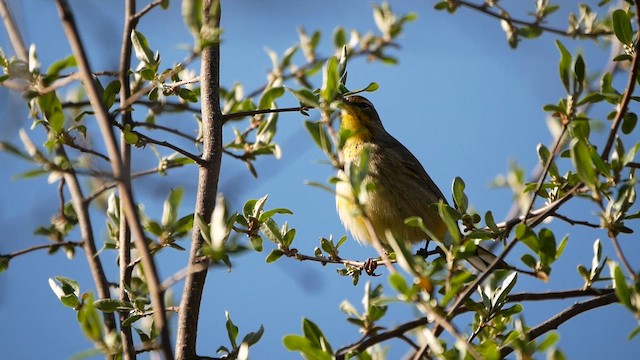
[465,246,510,272]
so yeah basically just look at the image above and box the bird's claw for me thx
[363,258,380,276]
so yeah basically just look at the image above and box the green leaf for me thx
[333,27,346,49]
[521,254,537,269]
[622,112,637,134]
[242,324,265,347]
[516,224,539,252]
[266,249,283,263]
[288,88,320,108]
[38,91,65,132]
[77,293,104,342]
[574,54,585,85]
[555,40,572,93]
[131,30,156,66]
[250,235,263,252]
[612,9,633,46]
[283,335,332,359]
[102,80,121,109]
[0,256,8,273]
[538,228,557,263]
[304,120,333,156]
[577,92,605,106]
[258,86,285,110]
[388,272,409,294]
[162,187,184,227]
[123,124,139,145]
[538,332,559,351]
[259,208,293,222]
[225,311,239,349]
[46,55,76,76]
[177,88,198,103]
[570,138,597,188]
[610,263,633,310]
[302,318,332,353]
[320,56,339,103]
[495,272,518,307]
[452,176,468,213]
[94,299,134,313]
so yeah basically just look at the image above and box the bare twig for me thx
[85,161,189,203]
[335,287,614,359]
[222,106,310,122]
[452,0,611,39]
[1,241,83,260]
[131,0,164,22]
[551,212,600,228]
[54,1,173,357]
[610,232,637,280]
[499,292,618,357]
[63,138,110,161]
[0,0,28,60]
[335,318,429,359]
[132,121,199,142]
[601,2,640,159]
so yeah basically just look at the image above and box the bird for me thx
[335,95,507,272]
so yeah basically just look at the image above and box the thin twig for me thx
[453,0,611,39]
[552,212,600,228]
[112,120,204,164]
[0,0,28,60]
[222,106,310,122]
[609,232,637,280]
[1,241,83,260]
[131,0,164,22]
[132,121,199,143]
[64,138,110,161]
[85,161,189,203]
[601,1,640,159]
[499,292,618,358]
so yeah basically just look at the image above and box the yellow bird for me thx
[336,95,506,271]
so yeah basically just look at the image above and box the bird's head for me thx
[339,95,386,141]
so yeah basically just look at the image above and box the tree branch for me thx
[175,1,223,358]
[222,106,310,122]
[54,1,173,358]
[1,240,83,260]
[0,0,28,60]
[499,292,618,358]
[452,0,611,39]
[118,0,138,358]
[601,1,640,159]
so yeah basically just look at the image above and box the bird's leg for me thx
[416,239,444,260]
[363,258,380,276]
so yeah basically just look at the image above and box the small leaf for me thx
[570,138,597,188]
[612,9,633,46]
[622,112,637,134]
[225,311,239,349]
[94,299,134,313]
[266,249,283,263]
[610,262,633,310]
[288,88,320,108]
[320,57,339,103]
[555,40,572,93]
[452,177,468,213]
[258,86,285,110]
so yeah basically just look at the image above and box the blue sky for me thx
[1,0,639,359]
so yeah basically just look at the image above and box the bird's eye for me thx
[354,101,371,109]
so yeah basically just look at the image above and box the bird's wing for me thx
[381,134,448,203]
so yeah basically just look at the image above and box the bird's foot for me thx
[363,258,380,276]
